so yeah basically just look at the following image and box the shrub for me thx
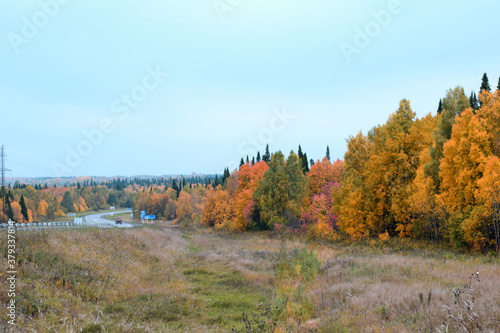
[274,242,321,326]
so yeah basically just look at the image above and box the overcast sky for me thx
[1,0,499,177]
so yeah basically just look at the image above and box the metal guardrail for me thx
[0,221,118,230]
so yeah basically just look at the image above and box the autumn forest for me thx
[3,74,500,254]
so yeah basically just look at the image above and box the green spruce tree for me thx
[302,152,310,173]
[172,179,180,197]
[256,152,261,163]
[109,191,119,205]
[221,167,230,185]
[480,73,491,108]
[298,145,309,173]
[61,191,74,212]
[470,91,479,111]
[5,196,13,221]
[263,144,271,163]
[20,195,29,221]
[326,146,331,162]
[480,73,491,92]
[437,99,443,114]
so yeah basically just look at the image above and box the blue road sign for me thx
[144,215,155,220]
[141,211,146,215]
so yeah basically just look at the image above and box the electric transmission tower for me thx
[1,145,10,222]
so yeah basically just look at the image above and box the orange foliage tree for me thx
[439,90,500,250]
[10,201,24,223]
[337,100,433,239]
[303,157,343,240]
[477,156,500,253]
[37,199,49,216]
[202,185,231,227]
[439,109,491,249]
[307,157,343,196]
[175,191,193,223]
[0,199,4,223]
[77,197,88,212]
[335,132,371,239]
[230,161,268,231]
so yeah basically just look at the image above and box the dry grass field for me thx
[1,222,499,332]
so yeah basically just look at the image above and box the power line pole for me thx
[1,145,11,222]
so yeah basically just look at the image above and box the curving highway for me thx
[84,211,136,228]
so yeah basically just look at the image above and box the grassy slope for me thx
[0,225,275,332]
[1,224,499,332]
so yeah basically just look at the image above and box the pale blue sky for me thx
[1,0,499,177]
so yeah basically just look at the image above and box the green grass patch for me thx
[187,245,199,253]
[181,264,270,328]
[104,294,191,323]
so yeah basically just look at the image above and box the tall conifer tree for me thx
[263,144,271,163]
[480,73,491,92]
[61,191,74,212]
[5,196,13,220]
[480,73,491,108]
[302,152,310,173]
[470,91,479,111]
[20,195,28,221]
[172,179,180,197]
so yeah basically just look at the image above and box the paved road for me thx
[84,211,136,228]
